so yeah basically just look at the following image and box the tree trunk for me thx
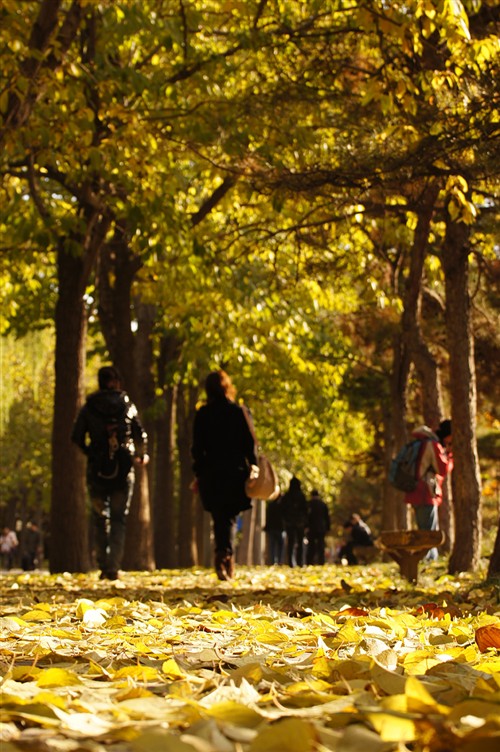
[412,338,452,550]
[49,248,90,573]
[97,231,141,397]
[442,213,482,573]
[153,386,177,568]
[488,522,500,578]
[122,462,154,571]
[152,335,181,568]
[385,348,411,532]
[97,232,155,570]
[384,185,440,534]
[176,383,198,567]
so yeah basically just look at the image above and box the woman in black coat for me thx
[191,370,258,580]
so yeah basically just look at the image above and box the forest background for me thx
[0,0,499,576]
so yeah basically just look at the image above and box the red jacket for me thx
[405,426,453,507]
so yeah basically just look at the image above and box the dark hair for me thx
[436,419,452,445]
[204,370,236,402]
[98,366,122,390]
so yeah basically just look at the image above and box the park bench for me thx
[379,529,445,584]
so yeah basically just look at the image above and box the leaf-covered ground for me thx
[1,562,500,752]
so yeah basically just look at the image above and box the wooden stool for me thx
[379,530,445,583]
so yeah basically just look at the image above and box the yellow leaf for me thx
[229,662,263,684]
[403,650,441,675]
[0,701,60,727]
[105,616,127,628]
[115,686,154,702]
[114,666,160,682]
[161,658,185,680]
[10,666,41,682]
[380,694,408,713]
[249,718,317,752]
[475,658,500,675]
[205,701,263,727]
[370,664,407,696]
[365,711,416,742]
[36,691,68,710]
[0,616,27,630]
[286,679,332,695]
[21,610,52,622]
[334,621,363,645]
[36,668,82,687]
[75,599,95,618]
[405,676,441,713]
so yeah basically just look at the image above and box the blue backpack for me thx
[389,439,422,492]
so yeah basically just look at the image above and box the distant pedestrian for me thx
[281,477,308,567]
[338,513,373,565]
[0,526,19,570]
[264,496,285,564]
[21,521,42,571]
[306,490,330,565]
[72,366,149,580]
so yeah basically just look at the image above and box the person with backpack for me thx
[306,490,331,565]
[281,476,308,567]
[72,366,148,580]
[404,420,453,561]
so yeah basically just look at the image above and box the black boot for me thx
[223,554,234,579]
[215,551,229,581]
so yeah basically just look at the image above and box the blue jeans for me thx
[414,505,439,561]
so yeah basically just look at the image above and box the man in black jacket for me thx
[72,366,148,580]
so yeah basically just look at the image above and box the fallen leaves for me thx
[1,564,500,752]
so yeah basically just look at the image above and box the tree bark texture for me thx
[122,462,154,571]
[385,184,440,533]
[441,214,482,573]
[153,335,182,568]
[49,248,90,573]
[176,383,199,567]
[153,385,178,569]
[488,522,500,578]
[97,235,155,570]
